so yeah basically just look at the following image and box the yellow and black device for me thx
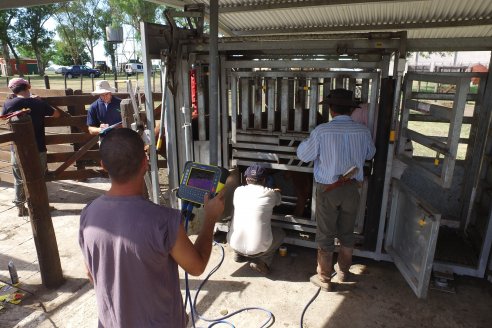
[177,161,229,205]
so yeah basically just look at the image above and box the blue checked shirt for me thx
[297,115,376,184]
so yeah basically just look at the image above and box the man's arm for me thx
[84,262,94,284]
[170,192,225,276]
[296,131,319,163]
[88,125,108,135]
[365,131,376,160]
[50,106,67,118]
[87,103,104,135]
[273,188,282,206]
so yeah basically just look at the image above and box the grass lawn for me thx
[1,72,163,94]
[409,120,471,160]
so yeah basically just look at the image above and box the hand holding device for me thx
[203,191,225,222]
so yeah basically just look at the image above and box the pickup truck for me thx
[56,65,101,79]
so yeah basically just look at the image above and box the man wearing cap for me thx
[2,78,63,216]
[87,80,122,135]
[297,89,376,291]
[227,164,284,275]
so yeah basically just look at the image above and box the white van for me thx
[125,63,144,75]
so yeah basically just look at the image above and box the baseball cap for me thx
[8,78,30,91]
[244,164,267,179]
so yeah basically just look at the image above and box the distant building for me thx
[470,63,488,85]
[0,58,38,76]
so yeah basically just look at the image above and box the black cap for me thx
[319,88,359,108]
[244,164,267,179]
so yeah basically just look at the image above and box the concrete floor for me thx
[1,178,492,328]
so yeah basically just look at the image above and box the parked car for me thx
[60,65,101,79]
[55,66,68,74]
[125,63,144,75]
[94,61,110,73]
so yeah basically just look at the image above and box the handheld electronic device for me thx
[177,161,229,205]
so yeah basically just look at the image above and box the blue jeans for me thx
[11,151,47,206]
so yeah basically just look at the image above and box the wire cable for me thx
[192,242,275,328]
[300,287,321,327]
[183,201,275,328]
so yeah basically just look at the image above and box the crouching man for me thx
[79,128,225,327]
[227,164,285,275]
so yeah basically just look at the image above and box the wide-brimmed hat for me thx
[319,88,359,108]
[91,80,115,95]
[8,78,30,91]
[244,164,267,180]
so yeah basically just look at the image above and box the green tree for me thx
[56,0,105,67]
[51,40,90,66]
[53,2,86,66]
[17,44,55,72]
[108,0,161,31]
[15,5,56,75]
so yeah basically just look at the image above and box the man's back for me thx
[228,184,281,255]
[297,115,375,184]
[3,97,54,152]
[79,195,185,328]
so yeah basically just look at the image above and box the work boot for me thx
[334,246,353,283]
[249,260,270,275]
[310,249,333,291]
[233,251,248,263]
[17,205,28,217]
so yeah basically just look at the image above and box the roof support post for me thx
[209,0,219,165]
[140,21,160,204]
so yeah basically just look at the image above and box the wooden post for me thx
[10,115,64,288]
[43,75,50,89]
[120,99,134,128]
[64,75,68,89]
[120,99,149,199]
[80,74,83,91]
[69,89,90,173]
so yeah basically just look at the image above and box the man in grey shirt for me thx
[79,128,224,327]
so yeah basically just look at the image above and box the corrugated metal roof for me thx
[153,0,492,43]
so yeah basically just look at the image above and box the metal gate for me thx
[221,63,381,247]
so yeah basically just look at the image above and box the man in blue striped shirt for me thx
[297,89,376,291]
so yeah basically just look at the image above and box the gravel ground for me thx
[0,178,491,328]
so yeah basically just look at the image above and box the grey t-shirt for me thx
[79,195,184,328]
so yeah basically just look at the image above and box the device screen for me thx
[186,168,215,191]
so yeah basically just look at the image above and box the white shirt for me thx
[227,184,282,255]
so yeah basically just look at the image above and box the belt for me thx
[320,178,357,193]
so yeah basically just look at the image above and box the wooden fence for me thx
[0,88,165,288]
[0,88,166,184]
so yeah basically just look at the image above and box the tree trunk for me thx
[33,45,45,76]
[109,44,117,74]
[7,39,22,77]
[1,41,12,76]
[89,45,95,68]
